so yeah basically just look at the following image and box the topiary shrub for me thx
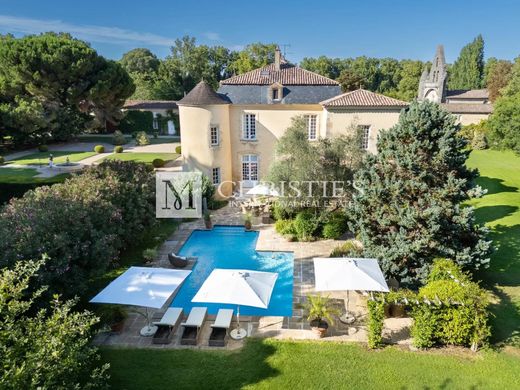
[37,145,48,152]
[410,259,491,350]
[175,145,181,154]
[293,210,319,241]
[135,131,150,146]
[111,130,127,145]
[330,240,363,257]
[94,145,105,153]
[367,299,385,349]
[152,158,165,168]
[322,213,348,239]
[471,131,488,150]
[114,145,123,153]
[275,219,296,236]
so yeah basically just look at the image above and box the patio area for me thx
[93,203,411,349]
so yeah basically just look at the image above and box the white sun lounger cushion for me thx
[211,309,233,329]
[181,307,207,327]
[153,307,183,326]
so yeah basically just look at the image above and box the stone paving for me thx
[92,202,414,350]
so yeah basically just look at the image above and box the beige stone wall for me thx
[456,113,490,126]
[228,105,323,183]
[178,104,233,197]
[325,108,403,154]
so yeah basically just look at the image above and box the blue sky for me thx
[0,0,518,63]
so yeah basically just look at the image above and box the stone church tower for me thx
[417,45,447,103]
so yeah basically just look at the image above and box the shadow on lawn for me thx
[475,176,518,196]
[473,205,518,226]
[478,224,520,346]
[102,340,279,390]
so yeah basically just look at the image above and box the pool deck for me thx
[93,203,412,350]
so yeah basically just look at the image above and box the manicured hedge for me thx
[94,145,105,153]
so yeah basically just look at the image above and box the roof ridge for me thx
[320,88,408,107]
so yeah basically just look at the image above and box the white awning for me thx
[313,258,389,292]
[90,266,191,309]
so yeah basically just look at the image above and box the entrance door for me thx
[241,154,258,187]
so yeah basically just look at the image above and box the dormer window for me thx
[269,83,283,102]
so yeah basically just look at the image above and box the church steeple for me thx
[418,45,447,103]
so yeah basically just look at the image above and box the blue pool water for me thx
[171,225,294,316]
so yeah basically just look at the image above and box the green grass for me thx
[6,151,96,166]
[102,152,179,164]
[467,149,520,346]
[101,339,520,390]
[0,167,69,184]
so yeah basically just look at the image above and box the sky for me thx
[0,0,518,63]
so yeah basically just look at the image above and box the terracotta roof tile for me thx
[446,89,489,99]
[177,81,230,105]
[441,103,493,114]
[221,62,338,86]
[321,89,409,108]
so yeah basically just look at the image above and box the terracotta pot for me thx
[244,221,252,230]
[204,219,212,229]
[310,319,328,338]
[110,320,125,333]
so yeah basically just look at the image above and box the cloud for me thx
[203,32,221,41]
[0,14,176,46]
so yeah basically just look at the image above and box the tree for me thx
[487,57,520,152]
[0,260,108,389]
[393,60,425,101]
[229,43,277,74]
[337,69,365,92]
[448,35,485,90]
[349,101,491,286]
[486,59,513,101]
[0,33,134,145]
[300,56,345,79]
[267,116,364,208]
[120,48,160,74]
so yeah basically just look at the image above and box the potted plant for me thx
[203,210,212,229]
[99,305,127,333]
[244,212,252,230]
[303,294,339,338]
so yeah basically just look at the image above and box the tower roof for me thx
[177,81,230,106]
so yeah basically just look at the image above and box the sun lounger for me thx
[168,253,189,268]
[180,307,207,345]
[152,307,183,344]
[209,309,234,347]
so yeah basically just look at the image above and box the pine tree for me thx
[448,35,485,90]
[349,101,491,286]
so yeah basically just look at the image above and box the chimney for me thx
[274,47,281,70]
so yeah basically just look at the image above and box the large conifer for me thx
[349,101,491,286]
[448,35,485,90]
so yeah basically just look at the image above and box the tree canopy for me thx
[0,32,134,146]
[448,35,485,90]
[349,101,491,286]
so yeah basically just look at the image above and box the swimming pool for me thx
[171,225,294,316]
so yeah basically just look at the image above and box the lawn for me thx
[466,149,520,346]
[101,339,520,390]
[6,151,96,165]
[102,152,179,164]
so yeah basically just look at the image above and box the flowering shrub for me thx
[0,160,156,299]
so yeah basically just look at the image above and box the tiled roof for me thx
[320,89,409,108]
[446,89,489,99]
[177,81,230,106]
[123,100,178,110]
[221,62,339,86]
[441,103,493,114]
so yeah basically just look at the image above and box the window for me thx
[242,114,256,140]
[152,117,159,130]
[212,167,221,185]
[210,125,219,146]
[241,155,258,182]
[359,125,370,149]
[272,88,279,100]
[305,114,317,140]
